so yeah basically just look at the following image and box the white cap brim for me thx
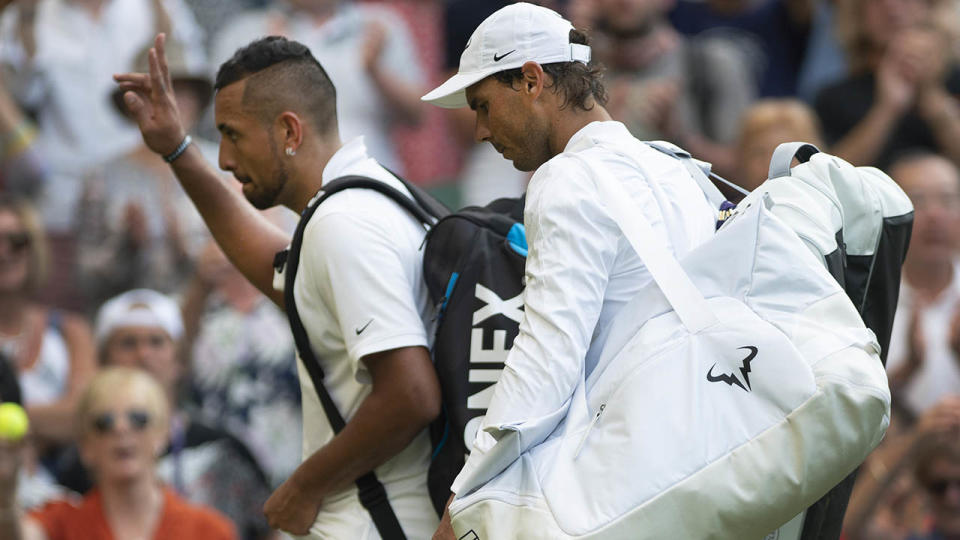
[421,70,499,109]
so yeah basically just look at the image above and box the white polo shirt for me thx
[451,121,717,497]
[273,137,438,539]
[886,262,960,415]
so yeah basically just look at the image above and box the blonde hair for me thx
[737,99,825,152]
[76,366,171,439]
[0,194,49,294]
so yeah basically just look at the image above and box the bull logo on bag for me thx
[706,345,758,392]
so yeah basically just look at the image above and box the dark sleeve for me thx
[814,78,860,145]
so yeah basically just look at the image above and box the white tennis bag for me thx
[449,151,892,539]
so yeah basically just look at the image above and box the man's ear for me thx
[276,111,304,155]
[519,61,546,101]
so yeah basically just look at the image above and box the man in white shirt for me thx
[886,152,960,416]
[420,2,717,535]
[115,34,440,539]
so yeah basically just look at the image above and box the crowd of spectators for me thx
[0,0,957,538]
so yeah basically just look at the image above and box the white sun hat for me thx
[95,288,185,345]
[422,2,591,109]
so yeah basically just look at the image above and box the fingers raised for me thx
[155,33,173,91]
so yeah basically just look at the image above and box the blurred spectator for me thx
[584,0,756,177]
[69,289,272,540]
[814,0,960,170]
[885,152,960,417]
[0,195,95,447]
[910,417,960,540]
[211,0,427,176]
[73,40,213,314]
[181,241,301,487]
[0,366,236,540]
[796,0,850,103]
[0,77,44,198]
[668,0,814,97]
[842,397,960,540]
[0,0,206,232]
[0,347,75,513]
[735,98,825,192]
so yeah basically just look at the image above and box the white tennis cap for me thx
[422,2,591,109]
[95,289,184,345]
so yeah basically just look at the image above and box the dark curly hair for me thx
[491,29,607,111]
[215,36,338,134]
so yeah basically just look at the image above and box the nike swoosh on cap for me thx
[493,50,516,62]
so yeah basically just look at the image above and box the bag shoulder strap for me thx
[280,174,416,540]
[576,154,719,333]
[645,141,749,205]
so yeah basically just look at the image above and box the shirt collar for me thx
[322,136,370,184]
[563,121,633,154]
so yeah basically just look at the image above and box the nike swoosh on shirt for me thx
[355,319,374,335]
[493,50,516,62]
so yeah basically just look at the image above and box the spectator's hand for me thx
[263,475,322,535]
[195,241,233,289]
[113,33,187,158]
[362,21,387,74]
[906,302,927,373]
[877,35,920,114]
[913,396,960,446]
[0,440,22,509]
[122,202,149,249]
[899,27,949,91]
[632,79,682,139]
[947,302,960,366]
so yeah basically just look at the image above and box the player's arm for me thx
[113,33,288,306]
[264,345,441,534]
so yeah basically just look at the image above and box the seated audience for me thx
[815,0,960,170]
[75,39,213,314]
[86,289,272,540]
[181,241,300,487]
[0,195,95,448]
[585,0,756,177]
[0,366,235,540]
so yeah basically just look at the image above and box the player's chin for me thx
[242,183,276,210]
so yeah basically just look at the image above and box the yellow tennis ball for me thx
[0,402,29,442]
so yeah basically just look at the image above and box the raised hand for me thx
[113,33,187,157]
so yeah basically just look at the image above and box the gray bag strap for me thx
[769,142,821,179]
[645,141,748,206]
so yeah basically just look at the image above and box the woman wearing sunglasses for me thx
[0,196,95,450]
[0,365,235,540]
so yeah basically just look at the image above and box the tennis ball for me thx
[0,402,29,442]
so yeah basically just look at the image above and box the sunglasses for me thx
[90,409,152,434]
[0,232,30,252]
[925,477,960,497]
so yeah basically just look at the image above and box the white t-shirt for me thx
[273,137,437,539]
[886,262,960,415]
[0,0,206,230]
[452,121,717,496]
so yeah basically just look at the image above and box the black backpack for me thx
[276,174,525,537]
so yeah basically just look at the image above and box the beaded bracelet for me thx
[163,134,192,163]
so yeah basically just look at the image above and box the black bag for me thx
[276,174,447,540]
[420,196,527,515]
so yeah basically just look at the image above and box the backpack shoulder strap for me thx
[279,174,409,540]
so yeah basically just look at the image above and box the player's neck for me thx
[548,103,613,159]
[285,136,343,214]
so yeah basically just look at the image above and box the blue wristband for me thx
[163,135,192,163]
